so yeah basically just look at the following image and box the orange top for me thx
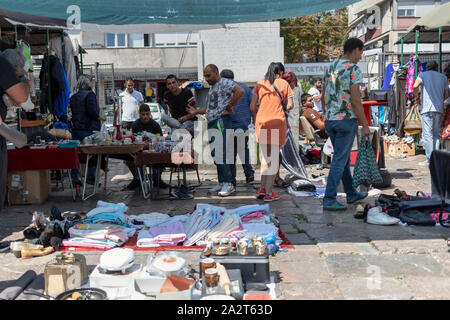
[253,78,293,146]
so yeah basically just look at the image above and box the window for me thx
[106,33,115,47]
[144,34,151,47]
[105,33,127,47]
[398,8,415,17]
[130,34,144,47]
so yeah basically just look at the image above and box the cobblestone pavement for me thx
[1,153,449,299]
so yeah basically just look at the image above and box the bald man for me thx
[186,64,245,197]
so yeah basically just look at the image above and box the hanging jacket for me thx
[39,54,67,114]
[69,89,100,132]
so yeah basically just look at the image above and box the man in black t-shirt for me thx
[0,55,30,211]
[161,74,197,134]
[120,104,169,190]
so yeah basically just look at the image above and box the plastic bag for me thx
[352,137,383,188]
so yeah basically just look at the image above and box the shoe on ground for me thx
[0,241,10,253]
[153,180,170,189]
[264,192,280,202]
[323,201,347,211]
[418,161,429,167]
[208,183,223,194]
[123,179,140,191]
[256,187,266,199]
[347,192,368,204]
[11,242,43,258]
[218,183,235,197]
[366,206,400,225]
[246,175,255,184]
[21,246,54,259]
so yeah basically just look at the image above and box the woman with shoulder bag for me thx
[250,62,294,201]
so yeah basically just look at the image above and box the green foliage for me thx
[281,8,349,63]
[300,81,312,95]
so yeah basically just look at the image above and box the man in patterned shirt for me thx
[321,38,371,211]
[186,64,245,197]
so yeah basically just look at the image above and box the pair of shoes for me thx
[218,183,235,197]
[366,207,400,225]
[264,192,280,202]
[208,183,223,194]
[0,241,10,253]
[21,246,54,259]
[123,179,140,191]
[169,188,194,200]
[10,242,43,258]
[347,192,368,204]
[153,180,170,189]
[256,187,266,199]
[246,175,255,184]
[323,202,347,211]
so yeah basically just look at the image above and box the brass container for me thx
[204,268,219,287]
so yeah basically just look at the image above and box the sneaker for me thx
[366,206,400,225]
[418,161,429,167]
[123,179,140,191]
[346,192,368,204]
[0,241,10,253]
[323,201,347,211]
[264,192,280,202]
[256,187,266,199]
[208,183,223,194]
[218,183,235,197]
[246,175,255,184]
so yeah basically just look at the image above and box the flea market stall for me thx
[0,0,362,301]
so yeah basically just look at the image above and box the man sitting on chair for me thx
[301,93,328,139]
[119,104,170,190]
[161,74,197,135]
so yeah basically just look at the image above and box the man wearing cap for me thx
[413,60,450,165]
[220,69,255,186]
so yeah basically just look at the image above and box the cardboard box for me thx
[8,170,50,205]
[388,142,415,157]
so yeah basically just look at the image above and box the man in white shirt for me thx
[308,78,323,113]
[116,78,144,130]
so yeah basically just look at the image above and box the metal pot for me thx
[23,288,107,300]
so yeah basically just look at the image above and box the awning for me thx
[0,8,67,30]
[80,23,223,33]
[0,0,358,25]
[395,2,450,44]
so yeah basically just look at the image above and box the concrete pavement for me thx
[1,153,449,300]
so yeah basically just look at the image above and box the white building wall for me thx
[198,22,284,84]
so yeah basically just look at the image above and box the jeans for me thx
[71,129,95,180]
[161,114,195,131]
[421,112,442,161]
[230,131,254,185]
[207,115,233,184]
[323,119,359,206]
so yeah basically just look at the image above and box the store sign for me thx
[286,62,368,78]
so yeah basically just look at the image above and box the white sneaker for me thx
[366,207,400,225]
[208,183,223,194]
[218,183,235,197]
[418,161,429,167]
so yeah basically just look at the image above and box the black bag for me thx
[399,209,436,226]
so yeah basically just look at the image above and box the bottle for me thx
[115,123,122,141]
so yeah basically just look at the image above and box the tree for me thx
[281,8,349,63]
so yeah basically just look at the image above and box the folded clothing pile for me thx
[62,224,136,250]
[137,221,186,247]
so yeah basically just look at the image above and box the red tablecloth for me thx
[7,147,78,172]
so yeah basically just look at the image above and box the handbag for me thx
[352,137,383,188]
[272,83,291,129]
[404,104,422,134]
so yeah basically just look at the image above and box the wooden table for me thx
[7,147,79,200]
[78,143,146,200]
